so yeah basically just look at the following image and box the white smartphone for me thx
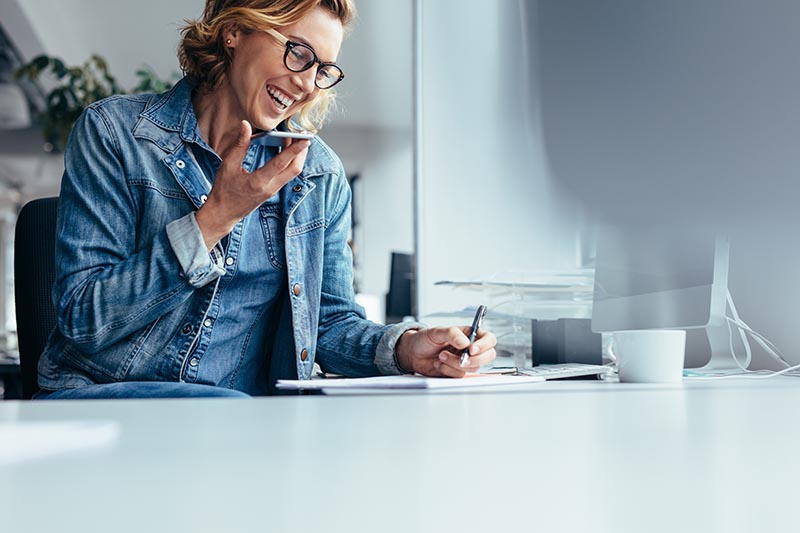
[261,130,315,140]
[250,129,315,147]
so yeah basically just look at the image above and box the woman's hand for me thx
[395,326,497,378]
[195,120,310,249]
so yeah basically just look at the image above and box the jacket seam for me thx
[127,179,191,200]
[227,304,268,388]
[87,107,122,164]
[70,283,187,345]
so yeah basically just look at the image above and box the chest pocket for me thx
[259,204,286,270]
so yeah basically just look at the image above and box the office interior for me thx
[2,0,798,375]
[1,1,799,531]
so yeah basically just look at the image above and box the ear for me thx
[224,26,240,47]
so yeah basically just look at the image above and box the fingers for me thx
[410,326,497,378]
[236,120,252,149]
[252,138,310,195]
[435,347,497,374]
[433,357,468,378]
[468,329,497,356]
[270,138,310,171]
[220,120,253,173]
[424,326,471,350]
[446,327,497,372]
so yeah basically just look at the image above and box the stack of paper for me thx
[276,374,544,391]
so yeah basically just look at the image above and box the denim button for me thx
[225,257,234,266]
[182,324,192,334]
[176,160,186,169]
[203,318,212,327]
[293,284,301,296]
[292,184,302,193]
[189,357,200,367]
[200,194,208,204]
[300,349,308,361]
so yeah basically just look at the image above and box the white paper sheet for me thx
[276,374,544,391]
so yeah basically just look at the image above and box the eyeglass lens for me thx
[285,43,343,89]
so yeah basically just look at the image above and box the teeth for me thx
[267,86,294,109]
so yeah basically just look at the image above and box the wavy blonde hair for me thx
[179,0,355,133]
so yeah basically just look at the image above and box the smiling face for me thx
[223,7,344,132]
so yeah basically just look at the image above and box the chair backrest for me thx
[14,197,59,399]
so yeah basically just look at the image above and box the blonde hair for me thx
[179,0,356,133]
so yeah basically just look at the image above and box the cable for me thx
[686,363,800,379]
[725,316,791,368]
[725,291,752,369]
[725,319,749,372]
[728,316,788,367]
[683,290,798,379]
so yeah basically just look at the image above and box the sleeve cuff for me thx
[375,321,427,375]
[166,212,226,288]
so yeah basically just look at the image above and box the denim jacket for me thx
[38,78,417,394]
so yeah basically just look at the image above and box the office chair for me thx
[14,196,59,400]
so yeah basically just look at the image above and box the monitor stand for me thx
[694,315,740,372]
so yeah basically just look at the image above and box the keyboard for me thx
[487,363,614,380]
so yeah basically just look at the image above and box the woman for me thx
[36,0,496,399]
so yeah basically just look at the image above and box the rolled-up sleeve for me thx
[166,212,226,288]
[375,321,427,375]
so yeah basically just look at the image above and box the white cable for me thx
[686,362,800,379]
[683,289,797,379]
[726,291,752,368]
[725,316,791,368]
[725,318,749,372]
[725,289,789,367]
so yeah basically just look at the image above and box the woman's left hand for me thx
[395,326,497,378]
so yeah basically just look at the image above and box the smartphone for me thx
[251,129,315,147]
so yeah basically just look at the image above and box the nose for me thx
[291,67,317,95]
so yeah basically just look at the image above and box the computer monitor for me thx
[534,0,800,228]
[591,226,732,370]
[532,1,800,368]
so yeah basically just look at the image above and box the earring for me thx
[226,38,232,45]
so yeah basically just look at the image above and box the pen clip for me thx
[461,305,488,367]
[477,305,487,327]
[472,305,487,332]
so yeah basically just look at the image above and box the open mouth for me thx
[267,85,295,111]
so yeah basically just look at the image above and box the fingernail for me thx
[433,361,440,370]
[439,353,447,362]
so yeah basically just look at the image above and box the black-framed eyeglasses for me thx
[265,28,344,90]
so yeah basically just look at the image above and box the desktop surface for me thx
[0,379,797,533]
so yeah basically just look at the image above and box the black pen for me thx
[460,305,487,367]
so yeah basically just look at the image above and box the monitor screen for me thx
[534,0,800,229]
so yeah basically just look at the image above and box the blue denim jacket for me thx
[38,78,417,394]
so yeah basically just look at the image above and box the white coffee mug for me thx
[610,329,686,383]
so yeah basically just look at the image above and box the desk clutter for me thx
[432,270,598,368]
[531,318,602,366]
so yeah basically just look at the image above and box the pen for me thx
[460,305,487,367]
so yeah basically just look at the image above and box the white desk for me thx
[1,379,798,533]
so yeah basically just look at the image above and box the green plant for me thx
[15,54,176,151]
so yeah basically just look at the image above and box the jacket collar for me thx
[132,77,339,177]
[132,78,198,153]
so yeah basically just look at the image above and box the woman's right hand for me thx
[195,120,310,249]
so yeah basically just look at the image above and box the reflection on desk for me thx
[1,379,798,533]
